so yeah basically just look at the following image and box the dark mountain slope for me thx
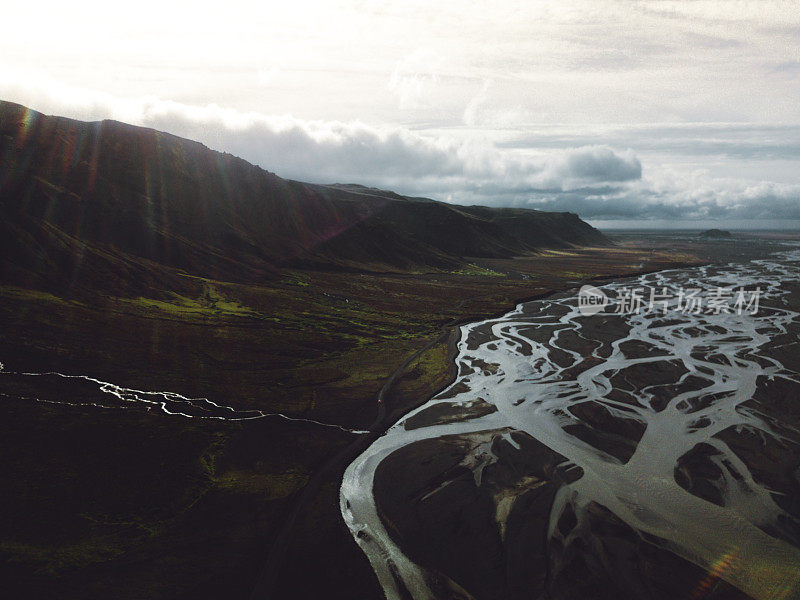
[0,100,607,293]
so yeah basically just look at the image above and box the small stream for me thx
[0,366,367,433]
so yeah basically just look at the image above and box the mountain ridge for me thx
[0,100,607,295]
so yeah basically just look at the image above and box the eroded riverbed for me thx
[342,243,800,600]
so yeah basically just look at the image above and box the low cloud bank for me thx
[524,183,800,220]
[1,79,797,223]
[141,103,642,194]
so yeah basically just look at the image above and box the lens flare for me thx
[690,549,739,599]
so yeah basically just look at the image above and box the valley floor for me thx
[0,233,770,599]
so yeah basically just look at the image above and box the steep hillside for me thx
[0,101,607,294]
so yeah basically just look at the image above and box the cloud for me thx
[139,107,643,209]
[505,178,800,222]
[545,146,641,185]
[1,76,797,224]
[143,105,464,181]
[462,79,491,127]
[0,74,640,190]
[388,49,446,110]
[500,123,800,161]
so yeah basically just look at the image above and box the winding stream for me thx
[0,365,367,433]
[341,245,800,600]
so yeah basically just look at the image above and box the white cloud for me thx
[2,73,798,224]
[388,49,447,111]
[498,175,800,222]
[0,74,641,187]
[544,146,641,187]
[462,79,491,127]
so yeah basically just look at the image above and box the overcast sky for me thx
[2,0,799,226]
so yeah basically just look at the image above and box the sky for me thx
[2,0,799,227]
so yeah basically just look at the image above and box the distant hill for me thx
[0,100,607,295]
[700,229,732,238]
